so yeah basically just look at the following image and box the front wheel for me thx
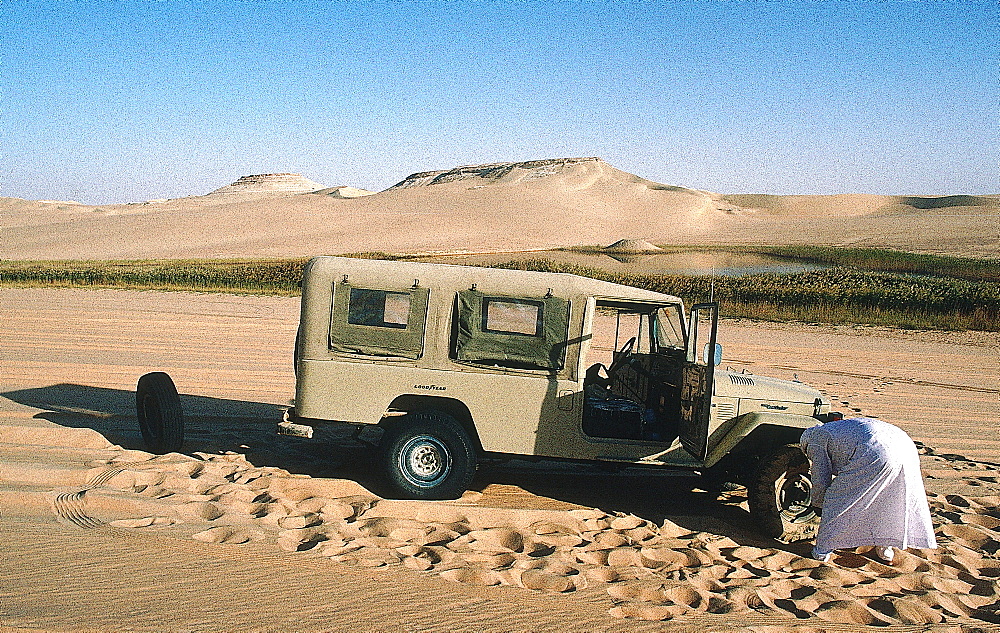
[748,444,819,543]
[379,411,477,500]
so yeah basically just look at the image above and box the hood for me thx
[715,370,825,405]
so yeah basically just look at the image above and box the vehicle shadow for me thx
[476,461,780,547]
[0,383,379,487]
[1,383,788,549]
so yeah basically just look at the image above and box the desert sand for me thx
[2,287,998,631]
[2,158,999,260]
[1,157,998,630]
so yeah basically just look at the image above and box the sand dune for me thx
[3,158,997,259]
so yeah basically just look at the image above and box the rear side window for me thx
[347,288,411,329]
[454,290,569,370]
[483,298,543,336]
[330,283,428,358]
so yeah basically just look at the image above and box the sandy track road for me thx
[2,288,998,494]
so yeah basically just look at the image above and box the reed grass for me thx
[485,259,1000,331]
[0,259,308,294]
[2,250,997,331]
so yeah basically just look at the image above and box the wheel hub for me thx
[776,472,812,519]
[409,444,442,477]
[399,435,452,487]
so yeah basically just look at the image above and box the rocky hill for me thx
[209,173,327,195]
[387,157,605,189]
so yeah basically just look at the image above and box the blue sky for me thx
[3,1,997,204]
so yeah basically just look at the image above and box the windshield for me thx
[653,304,686,350]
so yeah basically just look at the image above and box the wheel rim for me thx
[398,435,452,488]
[775,470,812,521]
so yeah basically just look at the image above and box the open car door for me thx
[678,303,719,462]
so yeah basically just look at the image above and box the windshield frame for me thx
[652,303,687,352]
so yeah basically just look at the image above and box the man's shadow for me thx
[2,383,778,547]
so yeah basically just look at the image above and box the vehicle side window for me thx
[330,283,429,358]
[454,290,569,370]
[483,297,543,336]
[347,288,411,329]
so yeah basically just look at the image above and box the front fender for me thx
[704,412,819,468]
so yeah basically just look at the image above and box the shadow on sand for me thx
[1,383,785,549]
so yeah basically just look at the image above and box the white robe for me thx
[800,417,937,553]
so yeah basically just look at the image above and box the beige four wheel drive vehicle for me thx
[275,256,832,541]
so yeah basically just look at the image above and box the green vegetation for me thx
[0,259,308,295]
[485,259,1000,331]
[2,247,998,331]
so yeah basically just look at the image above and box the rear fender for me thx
[383,394,483,453]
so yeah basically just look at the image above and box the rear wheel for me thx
[136,372,184,453]
[379,411,477,500]
[748,444,818,542]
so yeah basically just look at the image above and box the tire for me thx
[136,372,184,453]
[748,444,819,543]
[379,411,477,500]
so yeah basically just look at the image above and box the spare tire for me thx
[136,372,184,453]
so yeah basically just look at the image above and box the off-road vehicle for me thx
[138,255,832,541]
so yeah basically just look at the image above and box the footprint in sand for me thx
[767,578,814,601]
[276,527,327,551]
[812,599,888,625]
[462,552,516,570]
[608,603,680,621]
[276,512,322,529]
[583,565,619,583]
[401,555,434,571]
[516,567,575,592]
[961,512,1000,531]
[606,547,643,568]
[436,566,499,586]
[807,564,869,585]
[175,500,224,521]
[353,546,405,568]
[660,585,709,611]
[638,546,692,571]
[939,523,997,550]
[865,596,945,625]
[466,527,524,554]
[191,525,261,545]
[109,516,175,528]
[723,585,770,612]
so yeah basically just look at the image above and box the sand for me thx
[2,158,998,259]
[1,287,999,631]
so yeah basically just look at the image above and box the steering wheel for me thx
[604,336,636,378]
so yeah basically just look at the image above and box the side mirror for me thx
[703,343,722,366]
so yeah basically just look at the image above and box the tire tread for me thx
[136,371,184,453]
